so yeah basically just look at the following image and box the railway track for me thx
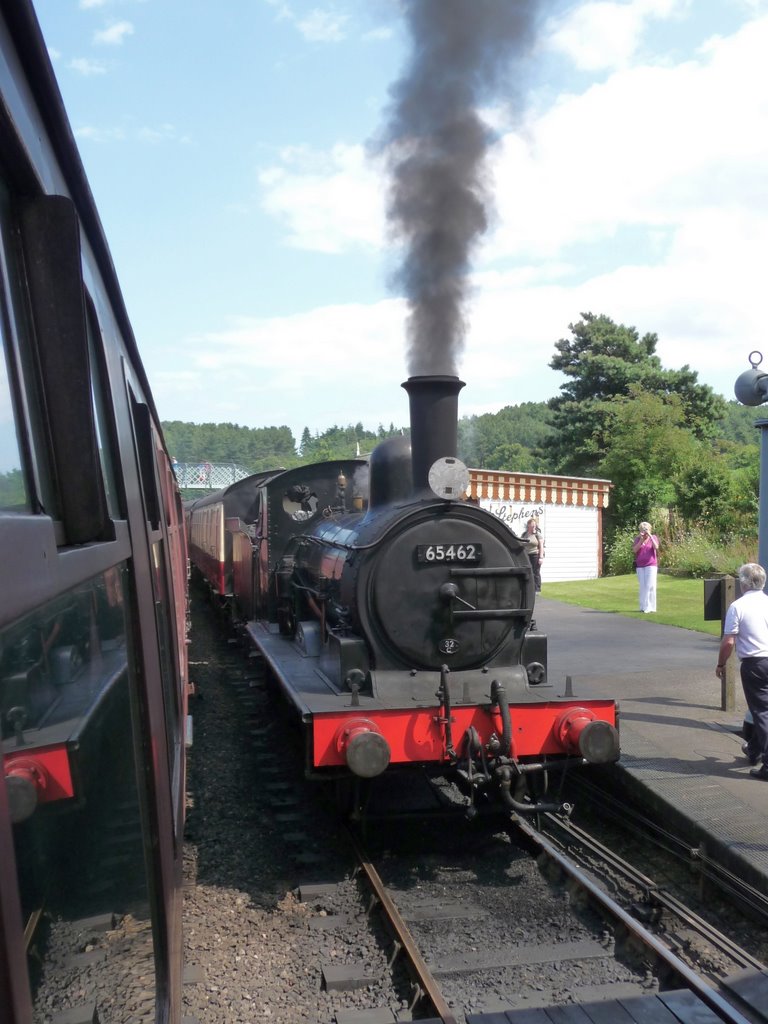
[564,775,768,926]
[513,815,767,1024]
[321,813,768,1023]
[182,593,768,1023]
[536,811,767,976]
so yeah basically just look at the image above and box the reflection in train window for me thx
[0,180,28,511]
[0,566,158,1022]
[0,329,25,510]
[85,300,120,519]
[152,540,183,836]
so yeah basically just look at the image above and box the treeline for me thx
[161,312,761,571]
[162,421,296,471]
[162,399,755,477]
[0,311,755,579]
[162,406,558,474]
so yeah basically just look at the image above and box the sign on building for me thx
[469,469,612,583]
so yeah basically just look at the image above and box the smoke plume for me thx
[380,0,542,375]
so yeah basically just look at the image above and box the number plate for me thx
[416,543,482,563]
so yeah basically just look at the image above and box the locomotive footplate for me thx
[243,619,618,779]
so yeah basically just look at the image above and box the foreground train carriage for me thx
[188,376,620,816]
[0,5,189,1022]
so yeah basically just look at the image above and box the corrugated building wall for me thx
[468,469,612,582]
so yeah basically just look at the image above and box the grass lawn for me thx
[541,574,721,636]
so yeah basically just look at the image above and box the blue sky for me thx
[30,0,768,446]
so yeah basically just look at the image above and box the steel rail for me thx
[568,776,768,922]
[514,815,754,1024]
[345,825,458,1024]
[542,813,765,972]
[23,907,44,953]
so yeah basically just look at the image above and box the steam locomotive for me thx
[187,375,619,816]
[0,5,189,1022]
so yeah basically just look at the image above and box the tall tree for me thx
[598,387,698,526]
[458,402,554,471]
[715,401,764,446]
[298,427,312,458]
[546,313,725,475]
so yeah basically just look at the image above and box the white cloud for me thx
[74,124,126,141]
[258,143,385,252]
[79,0,147,7]
[145,5,768,436]
[296,9,349,42]
[486,13,768,263]
[216,9,765,433]
[263,1,350,42]
[254,13,768,271]
[74,122,190,145]
[363,26,394,42]
[546,0,688,72]
[263,0,293,18]
[137,123,191,144]
[69,57,108,76]
[94,21,134,46]
[153,298,409,436]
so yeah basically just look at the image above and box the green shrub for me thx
[605,521,756,578]
[606,526,636,575]
[605,507,670,576]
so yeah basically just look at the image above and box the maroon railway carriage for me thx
[0,5,189,1022]
[188,376,620,817]
[185,461,367,619]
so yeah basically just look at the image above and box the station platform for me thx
[535,596,768,900]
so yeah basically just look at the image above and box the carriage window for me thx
[0,566,158,1020]
[152,540,183,833]
[0,179,28,511]
[85,301,120,518]
[0,324,26,510]
[129,391,161,530]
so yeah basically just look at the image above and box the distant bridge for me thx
[173,462,253,490]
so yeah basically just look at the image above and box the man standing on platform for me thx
[716,562,768,780]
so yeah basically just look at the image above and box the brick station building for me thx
[468,469,613,582]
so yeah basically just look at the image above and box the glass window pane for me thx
[0,334,26,509]
[86,312,120,519]
[0,566,158,1021]
[0,175,40,513]
[152,541,182,834]
[0,174,27,510]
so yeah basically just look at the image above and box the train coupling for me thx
[496,764,573,816]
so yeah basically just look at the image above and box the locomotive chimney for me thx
[402,375,465,496]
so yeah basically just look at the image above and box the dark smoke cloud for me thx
[379,0,543,376]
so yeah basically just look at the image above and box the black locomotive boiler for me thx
[188,375,619,815]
